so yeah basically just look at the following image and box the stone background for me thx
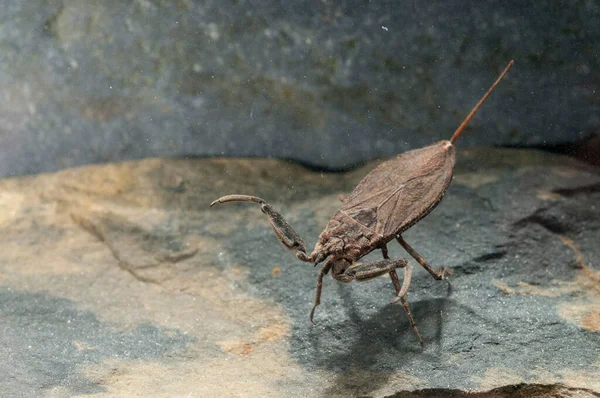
[1,0,599,177]
[0,148,598,396]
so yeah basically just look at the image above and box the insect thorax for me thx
[317,210,384,261]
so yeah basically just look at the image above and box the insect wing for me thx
[340,141,456,236]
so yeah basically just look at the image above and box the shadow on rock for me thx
[312,282,453,396]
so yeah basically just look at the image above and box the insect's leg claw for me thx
[438,267,453,279]
[309,300,320,325]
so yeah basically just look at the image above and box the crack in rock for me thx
[70,209,198,284]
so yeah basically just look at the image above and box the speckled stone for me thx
[1,1,599,177]
[0,147,599,396]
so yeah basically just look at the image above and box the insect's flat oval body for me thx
[329,140,456,243]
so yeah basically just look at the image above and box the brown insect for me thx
[211,61,514,345]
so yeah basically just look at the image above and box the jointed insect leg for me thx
[382,245,424,346]
[390,261,413,304]
[396,235,451,280]
[310,260,333,324]
[340,258,408,282]
[399,296,423,346]
[210,195,313,262]
[381,244,413,301]
[381,244,390,260]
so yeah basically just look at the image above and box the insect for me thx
[211,61,514,345]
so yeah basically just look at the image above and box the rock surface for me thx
[0,147,599,397]
[1,1,600,177]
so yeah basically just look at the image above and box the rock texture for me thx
[0,147,599,397]
[1,1,599,177]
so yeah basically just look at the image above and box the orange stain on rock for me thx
[581,311,600,331]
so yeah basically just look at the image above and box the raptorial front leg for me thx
[211,195,312,262]
[396,235,451,280]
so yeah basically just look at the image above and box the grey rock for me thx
[0,289,192,397]
[1,1,600,177]
[0,147,598,396]
[211,150,600,395]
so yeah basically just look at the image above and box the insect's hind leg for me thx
[382,245,424,346]
[396,235,451,280]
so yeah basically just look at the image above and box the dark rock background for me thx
[1,0,599,177]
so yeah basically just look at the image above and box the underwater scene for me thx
[0,2,599,397]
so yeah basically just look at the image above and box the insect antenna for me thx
[450,60,514,144]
